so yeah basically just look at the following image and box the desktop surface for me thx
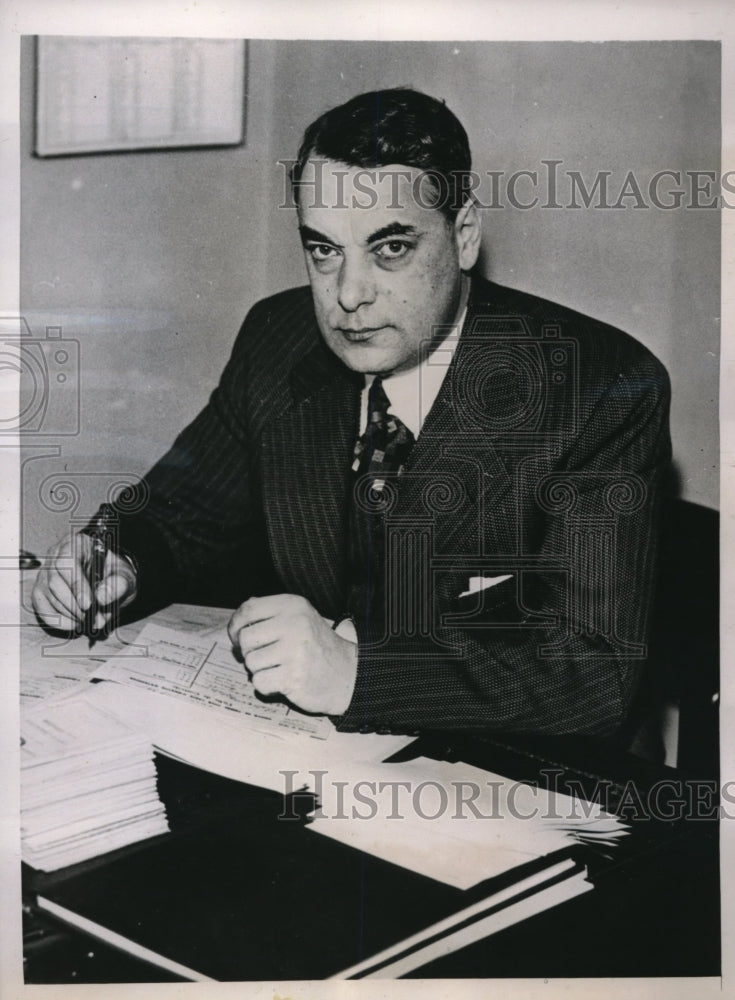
[23,737,720,982]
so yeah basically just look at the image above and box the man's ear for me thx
[454,197,482,271]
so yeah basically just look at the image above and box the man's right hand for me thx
[31,533,138,633]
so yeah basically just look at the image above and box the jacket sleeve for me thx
[337,357,672,738]
[112,301,278,614]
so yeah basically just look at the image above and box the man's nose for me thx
[337,257,376,312]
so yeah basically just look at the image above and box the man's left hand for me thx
[227,594,357,716]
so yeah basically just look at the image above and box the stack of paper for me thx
[305,756,628,889]
[21,694,169,871]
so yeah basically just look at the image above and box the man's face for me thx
[298,160,479,375]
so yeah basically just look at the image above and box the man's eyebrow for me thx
[299,225,342,247]
[298,221,420,247]
[367,222,419,243]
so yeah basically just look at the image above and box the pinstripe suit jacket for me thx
[116,275,671,739]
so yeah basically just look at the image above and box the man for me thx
[32,88,671,741]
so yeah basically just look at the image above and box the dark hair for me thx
[291,88,472,218]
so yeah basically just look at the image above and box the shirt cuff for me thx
[333,616,358,644]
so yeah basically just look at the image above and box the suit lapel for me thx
[391,282,519,556]
[260,342,361,615]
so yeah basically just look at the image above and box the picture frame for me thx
[35,36,246,156]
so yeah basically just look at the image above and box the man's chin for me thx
[330,338,407,376]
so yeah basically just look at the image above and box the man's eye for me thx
[308,244,338,262]
[374,240,411,260]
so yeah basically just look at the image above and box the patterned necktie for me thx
[349,377,416,584]
[351,377,416,487]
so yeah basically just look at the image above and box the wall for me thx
[19,38,720,554]
[20,37,279,552]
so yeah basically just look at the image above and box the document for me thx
[20,628,113,705]
[90,621,332,740]
[19,601,234,706]
[21,691,141,763]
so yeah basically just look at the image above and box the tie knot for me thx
[367,376,391,425]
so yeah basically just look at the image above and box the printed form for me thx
[20,602,234,706]
[90,622,332,741]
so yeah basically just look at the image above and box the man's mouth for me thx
[336,326,388,343]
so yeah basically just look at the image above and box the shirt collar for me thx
[361,274,470,439]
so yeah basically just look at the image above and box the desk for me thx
[18,579,720,982]
[22,731,720,982]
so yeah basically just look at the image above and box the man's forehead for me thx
[298,157,446,211]
[297,159,446,238]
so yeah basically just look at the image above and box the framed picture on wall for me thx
[34,36,247,156]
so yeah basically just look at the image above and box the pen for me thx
[81,504,113,647]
